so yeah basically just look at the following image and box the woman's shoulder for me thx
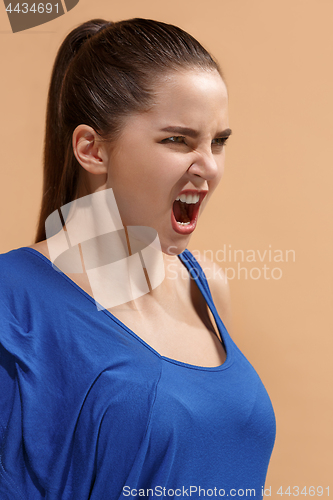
[0,246,30,282]
[187,250,233,335]
[0,245,44,283]
[0,244,56,320]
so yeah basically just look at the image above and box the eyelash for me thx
[162,136,229,147]
[212,137,229,146]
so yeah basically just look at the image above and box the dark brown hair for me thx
[34,18,222,243]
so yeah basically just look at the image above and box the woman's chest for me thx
[136,358,276,489]
[30,242,227,368]
[109,302,227,367]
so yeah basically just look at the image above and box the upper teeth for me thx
[175,193,200,204]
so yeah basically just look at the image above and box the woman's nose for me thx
[187,147,222,182]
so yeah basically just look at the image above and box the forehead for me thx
[124,69,229,134]
[153,69,227,101]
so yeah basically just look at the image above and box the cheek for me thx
[145,155,186,192]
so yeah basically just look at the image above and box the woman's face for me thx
[105,69,230,255]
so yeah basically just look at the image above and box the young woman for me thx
[0,18,275,499]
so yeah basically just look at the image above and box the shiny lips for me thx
[172,190,207,225]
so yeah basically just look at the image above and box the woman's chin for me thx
[160,236,190,257]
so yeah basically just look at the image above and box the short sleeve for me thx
[64,367,160,499]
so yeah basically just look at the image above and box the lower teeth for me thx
[177,221,190,226]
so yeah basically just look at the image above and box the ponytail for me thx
[35,20,110,242]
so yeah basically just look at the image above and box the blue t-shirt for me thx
[0,247,276,499]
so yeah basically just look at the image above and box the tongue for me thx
[173,200,191,223]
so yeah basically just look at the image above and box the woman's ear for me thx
[72,125,108,175]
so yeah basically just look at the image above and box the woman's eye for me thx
[161,136,229,148]
[162,136,186,144]
[212,137,229,147]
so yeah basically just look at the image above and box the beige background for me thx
[1,0,332,493]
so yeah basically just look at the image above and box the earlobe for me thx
[72,124,108,175]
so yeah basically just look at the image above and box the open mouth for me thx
[171,191,207,235]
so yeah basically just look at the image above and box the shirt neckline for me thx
[19,246,233,372]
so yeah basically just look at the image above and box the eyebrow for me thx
[160,126,232,138]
